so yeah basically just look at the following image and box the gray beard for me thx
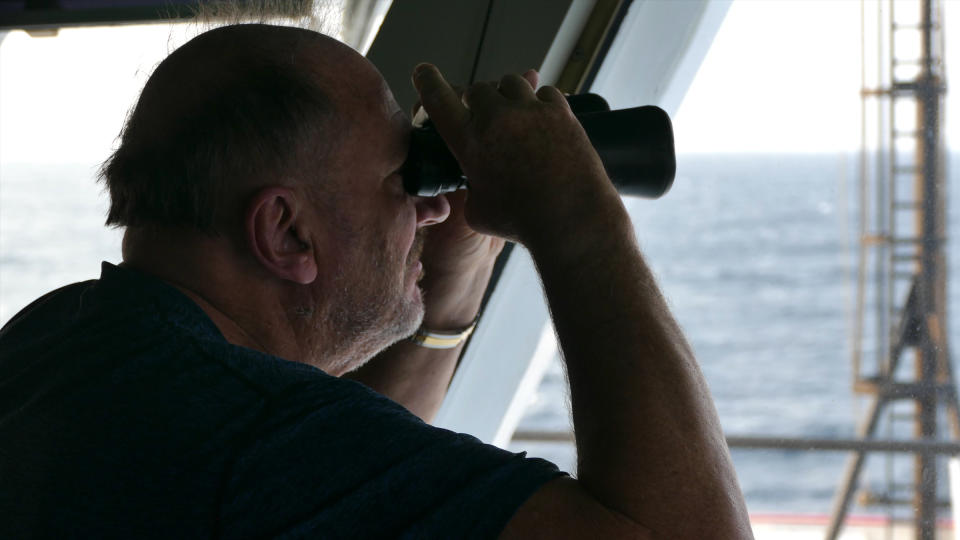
[320,262,424,375]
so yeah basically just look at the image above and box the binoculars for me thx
[402,93,676,199]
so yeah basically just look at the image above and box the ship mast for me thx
[829,0,953,538]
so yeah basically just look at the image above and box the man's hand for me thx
[417,190,503,328]
[411,64,616,249]
[410,71,533,328]
[346,71,559,421]
[343,191,497,421]
[343,188,501,421]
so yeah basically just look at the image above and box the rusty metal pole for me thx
[913,0,944,537]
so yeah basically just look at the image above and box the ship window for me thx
[0,1,392,323]
[3,0,960,533]
[504,0,960,530]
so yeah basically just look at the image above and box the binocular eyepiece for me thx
[402,93,676,199]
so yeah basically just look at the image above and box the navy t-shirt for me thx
[0,262,563,539]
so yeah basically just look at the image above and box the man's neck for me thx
[120,229,306,364]
[167,280,270,351]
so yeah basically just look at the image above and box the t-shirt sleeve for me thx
[219,376,565,539]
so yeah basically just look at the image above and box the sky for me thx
[672,0,960,154]
[0,24,195,165]
[0,0,959,164]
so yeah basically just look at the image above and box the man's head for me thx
[102,24,335,232]
[103,24,449,373]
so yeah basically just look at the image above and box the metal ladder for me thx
[828,0,953,538]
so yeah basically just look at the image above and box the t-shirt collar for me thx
[97,261,227,343]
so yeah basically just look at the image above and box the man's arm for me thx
[344,190,503,423]
[345,75,537,422]
[413,65,753,538]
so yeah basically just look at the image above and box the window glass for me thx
[510,0,960,528]
[0,1,391,323]
[3,0,960,532]
[0,24,186,323]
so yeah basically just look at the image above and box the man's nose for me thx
[414,194,450,227]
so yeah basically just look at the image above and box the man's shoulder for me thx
[221,365,563,539]
[0,279,97,346]
[1,262,225,369]
[0,268,563,539]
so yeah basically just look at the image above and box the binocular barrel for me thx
[402,93,676,199]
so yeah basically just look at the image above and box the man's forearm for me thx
[344,340,462,423]
[528,195,752,538]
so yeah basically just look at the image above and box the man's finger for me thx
[412,64,469,148]
[411,84,466,120]
[498,73,536,101]
[536,85,566,105]
[462,81,501,114]
[522,69,539,91]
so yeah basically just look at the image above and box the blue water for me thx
[2,154,959,516]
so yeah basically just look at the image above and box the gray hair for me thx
[99,24,339,233]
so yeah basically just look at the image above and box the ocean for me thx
[2,153,959,517]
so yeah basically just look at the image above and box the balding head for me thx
[100,24,354,234]
[103,24,450,372]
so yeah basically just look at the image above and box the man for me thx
[0,24,752,538]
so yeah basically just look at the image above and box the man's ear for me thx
[245,186,318,285]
